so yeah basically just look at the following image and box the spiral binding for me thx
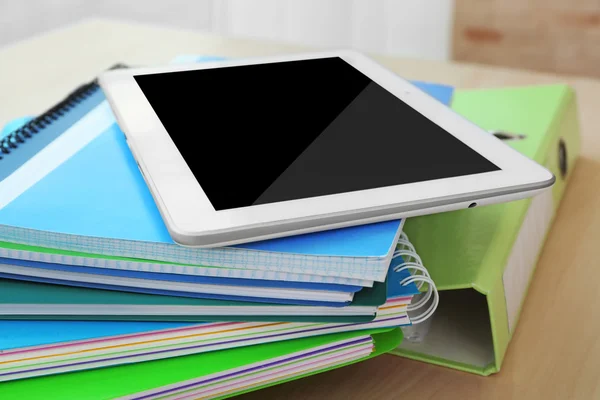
[392,232,439,324]
[0,83,99,161]
[0,63,129,161]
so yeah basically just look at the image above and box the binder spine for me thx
[0,82,100,161]
[393,232,439,324]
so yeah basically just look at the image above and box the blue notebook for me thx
[0,57,454,284]
[0,257,360,292]
[0,250,417,307]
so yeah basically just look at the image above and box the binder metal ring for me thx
[392,232,439,324]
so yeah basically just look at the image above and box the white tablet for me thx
[99,50,554,247]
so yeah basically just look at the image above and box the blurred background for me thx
[1,0,598,77]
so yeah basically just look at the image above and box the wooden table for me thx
[2,19,599,399]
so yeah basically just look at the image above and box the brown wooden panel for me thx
[453,0,600,77]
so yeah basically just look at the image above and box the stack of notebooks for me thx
[0,56,446,398]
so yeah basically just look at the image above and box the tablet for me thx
[99,50,554,247]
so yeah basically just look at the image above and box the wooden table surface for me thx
[2,19,600,399]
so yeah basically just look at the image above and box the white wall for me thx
[0,0,453,60]
[0,1,213,45]
[213,0,454,60]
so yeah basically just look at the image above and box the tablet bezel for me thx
[99,50,554,245]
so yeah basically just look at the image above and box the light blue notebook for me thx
[0,257,360,292]
[0,57,454,283]
[0,320,194,350]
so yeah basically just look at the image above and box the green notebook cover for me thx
[392,85,580,375]
[221,328,402,400]
[0,278,385,323]
[0,328,402,399]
